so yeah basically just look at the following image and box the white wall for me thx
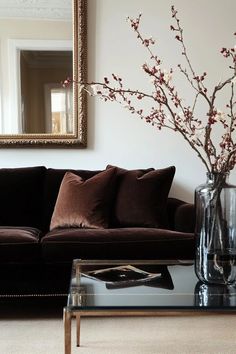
[0,0,235,203]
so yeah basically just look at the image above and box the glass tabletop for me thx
[67,259,236,311]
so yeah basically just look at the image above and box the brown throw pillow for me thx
[107,165,175,228]
[50,168,117,231]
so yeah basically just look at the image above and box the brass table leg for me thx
[76,314,81,347]
[64,308,72,354]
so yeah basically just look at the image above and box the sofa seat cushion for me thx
[41,228,195,263]
[0,227,41,264]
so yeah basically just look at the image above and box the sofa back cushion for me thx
[0,166,46,229]
[42,168,102,231]
[107,165,176,228]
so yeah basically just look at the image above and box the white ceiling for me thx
[0,0,72,21]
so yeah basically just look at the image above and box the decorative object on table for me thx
[82,264,174,290]
[194,281,236,307]
[195,172,236,285]
[64,6,236,285]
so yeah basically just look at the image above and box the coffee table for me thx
[63,259,236,353]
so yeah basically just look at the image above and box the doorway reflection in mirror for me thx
[20,49,73,134]
[51,86,73,134]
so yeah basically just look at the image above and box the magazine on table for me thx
[81,265,173,289]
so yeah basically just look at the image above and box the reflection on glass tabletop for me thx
[67,259,236,310]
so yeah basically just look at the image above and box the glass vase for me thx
[195,172,236,285]
[194,282,236,307]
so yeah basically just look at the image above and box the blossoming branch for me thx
[65,6,236,173]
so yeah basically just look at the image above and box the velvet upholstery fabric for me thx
[174,203,195,233]
[166,198,191,230]
[41,227,195,262]
[0,264,71,295]
[50,168,118,230]
[0,166,46,229]
[0,165,196,297]
[42,168,101,231]
[107,165,176,228]
[0,226,41,243]
[0,227,41,264]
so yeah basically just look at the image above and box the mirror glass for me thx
[0,0,87,147]
[20,49,73,134]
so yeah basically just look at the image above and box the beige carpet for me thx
[0,302,236,354]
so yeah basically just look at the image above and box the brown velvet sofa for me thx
[0,166,195,297]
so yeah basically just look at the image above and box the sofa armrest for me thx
[174,203,195,233]
[167,198,195,233]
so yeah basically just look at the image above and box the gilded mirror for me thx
[0,0,87,147]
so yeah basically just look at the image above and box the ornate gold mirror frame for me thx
[0,0,87,147]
